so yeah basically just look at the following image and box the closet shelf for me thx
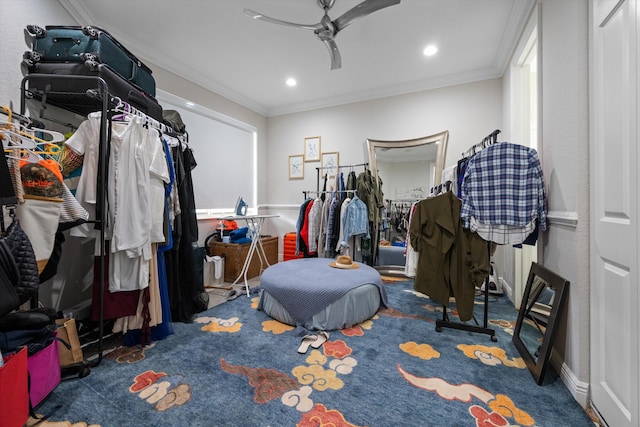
[24,87,105,117]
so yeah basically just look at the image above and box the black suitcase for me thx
[24,25,156,97]
[25,62,163,123]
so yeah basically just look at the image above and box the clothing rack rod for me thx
[108,94,175,135]
[303,189,357,199]
[0,106,32,125]
[462,129,501,158]
[315,162,368,171]
[315,162,368,192]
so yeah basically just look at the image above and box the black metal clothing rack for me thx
[434,130,502,341]
[21,73,111,365]
[0,108,22,229]
[314,162,368,192]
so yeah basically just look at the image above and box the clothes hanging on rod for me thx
[18,75,202,357]
[315,162,368,193]
[409,130,508,340]
[460,141,547,246]
[295,193,369,260]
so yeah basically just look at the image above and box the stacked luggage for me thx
[22,25,163,122]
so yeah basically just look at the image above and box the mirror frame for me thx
[512,262,569,385]
[366,130,449,276]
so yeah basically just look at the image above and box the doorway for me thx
[510,7,539,309]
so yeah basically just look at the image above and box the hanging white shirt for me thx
[64,113,102,239]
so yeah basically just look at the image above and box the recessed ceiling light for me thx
[423,45,438,56]
[286,78,297,87]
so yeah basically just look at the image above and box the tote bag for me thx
[27,337,61,407]
[55,318,84,367]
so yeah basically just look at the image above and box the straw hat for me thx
[328,255,359,269]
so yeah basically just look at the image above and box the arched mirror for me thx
[512,262,569,385]
[366,130,449,276]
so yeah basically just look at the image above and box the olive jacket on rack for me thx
[409,190,489,321]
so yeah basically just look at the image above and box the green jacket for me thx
[409,191,489,321]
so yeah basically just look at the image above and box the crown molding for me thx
[495,0,537,76]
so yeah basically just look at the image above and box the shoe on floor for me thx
[298,334,318,354]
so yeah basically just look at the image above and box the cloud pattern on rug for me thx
[191,298,535,427]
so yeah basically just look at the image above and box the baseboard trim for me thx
[551,349,589,407]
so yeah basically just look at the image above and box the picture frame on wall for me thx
[288,154,304,179]
[304,136,321,162]
[321,151,339,177]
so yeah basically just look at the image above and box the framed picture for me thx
[288,154,304,179]
[321,151,339,177]
[304,136,321,162]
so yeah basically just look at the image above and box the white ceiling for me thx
[57,0,535,117]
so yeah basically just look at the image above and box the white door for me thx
[590,1,639,426]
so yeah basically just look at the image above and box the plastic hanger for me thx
[0,119,65,145]
[1,128,38,150]
[4,148,42,163]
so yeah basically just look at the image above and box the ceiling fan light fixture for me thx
[245,0,401,70]
[423,44,438,57]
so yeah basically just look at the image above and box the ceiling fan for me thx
[244,0,401,70]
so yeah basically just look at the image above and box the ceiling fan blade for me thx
[333,0,401,33]
[243,9,323,31]
[322,39,342,70]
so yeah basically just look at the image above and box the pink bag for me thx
[27,337,61,407]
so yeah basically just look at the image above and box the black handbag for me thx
[0,251,20,317]
[1,220,40,304]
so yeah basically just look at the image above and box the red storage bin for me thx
[283,232,304,261]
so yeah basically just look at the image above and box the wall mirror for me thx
[512,262,569,385]
[366,130,449,276]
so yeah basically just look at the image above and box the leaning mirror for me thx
[366,130,449,276]
[512,262,569,385]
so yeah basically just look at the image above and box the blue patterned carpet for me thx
[31,280,594,426]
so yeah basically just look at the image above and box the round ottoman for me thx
[258,257,388,331]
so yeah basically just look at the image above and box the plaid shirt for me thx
[460,142,547,244]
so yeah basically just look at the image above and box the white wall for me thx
[538,0,590,404]
[501,0,589,405]
[263,79,504,246]
[0,0,77,107]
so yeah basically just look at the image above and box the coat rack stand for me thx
[434,130,502,341]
